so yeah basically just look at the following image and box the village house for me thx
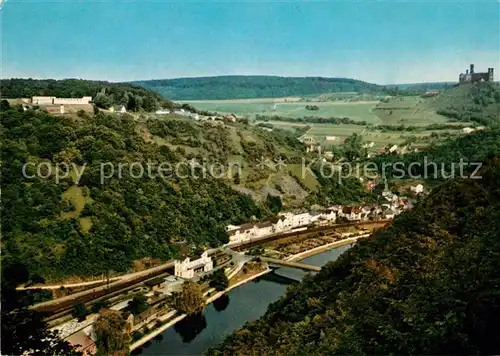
[65,325,97,355]
[384,209,396,220]
[361,206,372,220]
[225,114,237,122]
[389,144,398,153]
[144,277,167,291]
[174,251,213,279]
[340,206,363,221]
[410,184,424,194]
[109,105,127,113]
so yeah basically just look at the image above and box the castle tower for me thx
[488,68,494,82]
[470,64,475,74]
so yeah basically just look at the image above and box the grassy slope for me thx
[188,100,381,122]
[374,82,500,126]
[142,115,316,205]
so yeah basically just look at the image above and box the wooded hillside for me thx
[1,106,266,281]
[135,76,384,100]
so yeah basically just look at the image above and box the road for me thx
[30,261,175,313]
[17,277,121,291]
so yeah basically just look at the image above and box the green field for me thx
[264,120,464,152]
[187,93,472,153]
[185,99,381,123]
[372,96,450,126]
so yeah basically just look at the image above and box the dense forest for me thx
[0,78,175,112]
[209,159,500,355]
[135,76,384,100]
[1,105,267,281]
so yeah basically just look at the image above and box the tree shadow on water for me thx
[173,312,207,343]
[213,294,230,312]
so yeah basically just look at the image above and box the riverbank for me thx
[285,235,367,262]
[129,267,272,352]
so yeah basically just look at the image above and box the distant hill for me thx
[134,75,385,100]
[430,82,500,125]
[0,78,175,112]
[373,82,500,126]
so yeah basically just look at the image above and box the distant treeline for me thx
[255,114,367,126]
[371,123,473,132]
[135,75,385,100]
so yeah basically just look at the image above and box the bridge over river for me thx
[259,256,321,272]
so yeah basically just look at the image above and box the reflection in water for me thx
[174,312,207,343]
[261,271,301,285]
[154,333,164,343]
[212,294,230,312]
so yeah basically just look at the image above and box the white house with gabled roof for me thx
[174,251,213,279]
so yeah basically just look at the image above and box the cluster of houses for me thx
[226,183,418,245]
[164,108,238,123]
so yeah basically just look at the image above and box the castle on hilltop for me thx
[459,64,494,84]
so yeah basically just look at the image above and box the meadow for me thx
[372,96,450,126]
[185,98,381,123]
[264,120,464,152]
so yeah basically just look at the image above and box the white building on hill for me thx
[32,96,92,105]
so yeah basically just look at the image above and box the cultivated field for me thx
[372,96,450,126]
[264,120,464,152]
[185,98,381,123]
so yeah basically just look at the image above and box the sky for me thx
[1,0,499,84]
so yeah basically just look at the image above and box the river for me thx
[134,244,352,355]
